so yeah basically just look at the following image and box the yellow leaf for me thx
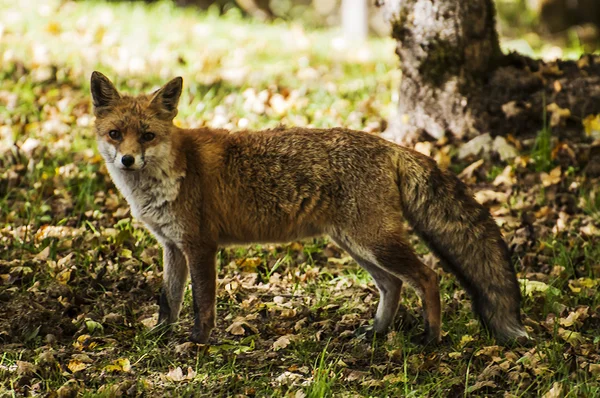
[73,334,91,350]
[46,21,61,35]
[557,328,585,346]
[68,360,88,373]
[580,278,598,288]
[583,114,600,138]
[239,257,261,272]
[569,278,598,293]
[460,334,474,347]
[104,358,131,373]
[56,269,71,285]
[94,26,106,44]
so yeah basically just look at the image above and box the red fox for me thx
[90,71,528,345]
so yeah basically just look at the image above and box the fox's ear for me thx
[90,71,121,115]
[149,77,183,120]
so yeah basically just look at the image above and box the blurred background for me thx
[144,0,600,55]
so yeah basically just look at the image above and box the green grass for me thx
[0,0,599,396]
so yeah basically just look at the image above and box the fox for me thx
[90,71,529,345]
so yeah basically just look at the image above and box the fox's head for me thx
[90,71,182,172]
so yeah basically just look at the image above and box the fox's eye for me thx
[108,130,122,140]
[142,132,155,142]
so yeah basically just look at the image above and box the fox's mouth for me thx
[118,162,146,172]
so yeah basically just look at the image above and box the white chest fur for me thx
[107,164,185,246]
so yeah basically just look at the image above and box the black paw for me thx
[354,325,387,341]
[189,328,211,345]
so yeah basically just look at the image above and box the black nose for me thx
[121,155,135,168]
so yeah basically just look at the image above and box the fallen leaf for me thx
[414,141,432,156]
[164,366,196,382]
[458,133,492,159]
[583,114,600,140]
[519,279,561,296]
[542,382,563,398]
[103,358,131,373]
[460,334,475,347]
[559,307,588,327]
[239,256,261,272]
[458,159,484,180]
[493,136,519,161]
[55,269,71,285]
[501,101,522,118]
[474,190,508,205]
[16,361,37,376]
[85,319,104,334]
[67,360,88,373]
[34,246,51,261]
[175,342,197,355]
[546,103,570,127]
[540,166,561,187]
[492,166,515,187]
[557,328,585,346]
[467,380,497,393]
[227,321,246,336]
[273,335,292,351]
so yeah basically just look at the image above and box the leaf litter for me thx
[0,0,599,396]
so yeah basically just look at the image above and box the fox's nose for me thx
[121,155,135,168]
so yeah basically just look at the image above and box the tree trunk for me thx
[378,0,600,144]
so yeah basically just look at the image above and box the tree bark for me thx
[378,0,600,144]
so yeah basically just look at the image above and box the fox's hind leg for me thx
[371,237,441,344]
[336,230,442,344]
[333,238,403,333]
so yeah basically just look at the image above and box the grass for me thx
[0,0,599,396]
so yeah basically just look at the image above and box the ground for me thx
[0,1,599,397]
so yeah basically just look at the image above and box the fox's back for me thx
[202,127,405,244]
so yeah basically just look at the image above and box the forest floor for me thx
[1,1,599,397]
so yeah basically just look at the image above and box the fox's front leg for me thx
[186,243,218,344]
[158,242,189,326]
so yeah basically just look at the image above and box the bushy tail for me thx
[396,149,528,343]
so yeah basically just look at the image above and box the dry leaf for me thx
[16,361,37,376]
[67,360,88,373]
[542,382,563,398]
[34,246,51,261]
[458,159,484,180]
[557,328,585,346]
[226,321,246,336]
[540,167,561,187]
[474,190,508,205]
[492,166,515,187]
[502,101,522,118]
[55,269,71,285]
[165,366,196,382]
[103,358,131,373]
[546,103,570,127]
[414,141,432,156]
[273,335,293,351]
